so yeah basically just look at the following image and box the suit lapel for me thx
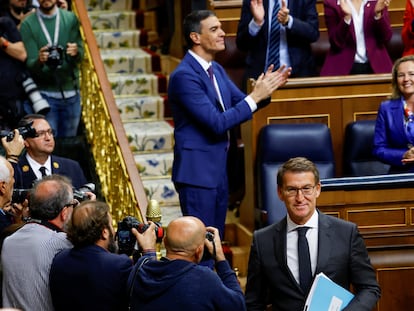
[390,99,407,141]
[275,219,303,290]
[315,212,333,273]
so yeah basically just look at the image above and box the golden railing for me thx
[72,0,147,224]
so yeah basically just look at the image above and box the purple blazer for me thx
[321,0,393,76]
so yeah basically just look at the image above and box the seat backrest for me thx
[343,120,390,177]
[256,123,335,227]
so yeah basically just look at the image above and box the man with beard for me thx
[0,0,35,27]
[49,201,157,311]
[1,174,78,310]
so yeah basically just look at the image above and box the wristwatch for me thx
[1,38,9,49]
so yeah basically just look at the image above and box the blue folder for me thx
[304,272,354,311]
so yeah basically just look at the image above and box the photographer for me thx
[127,216,245,311]
[19,0,83,137]
[0,16,28,131]
[49,201,157,311]
[11,114,88,189]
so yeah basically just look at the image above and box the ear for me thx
[194,244,204,263]
[189,32,200,45]
[101,227,109,241]
[0,181,6,196]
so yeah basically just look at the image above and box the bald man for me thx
[127,216,246,311]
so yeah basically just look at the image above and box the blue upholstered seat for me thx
[256,123,335,227]
[343,120,390,177]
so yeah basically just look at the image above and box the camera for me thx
[116,216,164,256]
[0,120,37,142]
[12,189,30,204]
[201,231,216,262]
[46,45,64,69]
[21,74,50,115]
[73,183,95,202]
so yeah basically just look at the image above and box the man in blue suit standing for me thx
[168,10,291,237]
[10,114,87,189]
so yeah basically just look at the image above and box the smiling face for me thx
[397,60,414,100]
[190,15,225,61]
[277,171,321,225]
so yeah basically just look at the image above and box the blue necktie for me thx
[268,0,281,69]
[297,226,312,295]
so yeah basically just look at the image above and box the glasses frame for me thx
[35,128,55,138]
[283,185,317,197]
[64,199,79,209]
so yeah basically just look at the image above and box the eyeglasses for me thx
[64,199,79,209]
[36,128,55,138]
[283,185,316,197]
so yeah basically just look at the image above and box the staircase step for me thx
[134,151,173,177]
[85,0,132,11]
[159,204,182,227]
[123,120,174,152]
[142,178,179,206]
[108,73,158,96]
[89,11,136,30]
[116,95,164,120]
[101,48,152,74]
[93,29,141,48]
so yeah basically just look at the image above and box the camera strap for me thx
[36,8,60,47]
[26,218,64,232]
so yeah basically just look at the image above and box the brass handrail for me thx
[72,0,147,224]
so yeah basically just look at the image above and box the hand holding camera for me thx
[204,227,226,262]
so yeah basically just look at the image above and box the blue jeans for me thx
[24,92,81,138]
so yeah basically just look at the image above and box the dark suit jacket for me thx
[49,244,133,311]
[236,0,319,79]
[245,211,380,311]
[373,98,414,172]
[321,0,393,75]
[168,52,252,188]
[12,154,87,189]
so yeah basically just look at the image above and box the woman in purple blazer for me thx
[321,0,393,76]
[373,55,414,173]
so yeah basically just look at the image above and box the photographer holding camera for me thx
[127,216,245,311]
[19,0,83,138]
[10,114,88,190]
[49,201,157,311]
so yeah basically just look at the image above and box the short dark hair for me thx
[18,114,47,127]
[277,157,320,187]
[29,174,73,220]
[183,10,216,49]
[66,201,111,247]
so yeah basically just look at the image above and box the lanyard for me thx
[36,8,60,47]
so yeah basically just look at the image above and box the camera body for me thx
[201,231,216,262]
[116,216,164,256]
[46,45,64,69]
[73,183,95,202]
[12,189,30,204]
[0,121,37,142]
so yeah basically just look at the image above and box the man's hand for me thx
[205,226,226,262]
[277,0,290,25]
[66,43,78,57]
[249,64,292,103]
[2,129,25,163]
[131,221,157,251]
